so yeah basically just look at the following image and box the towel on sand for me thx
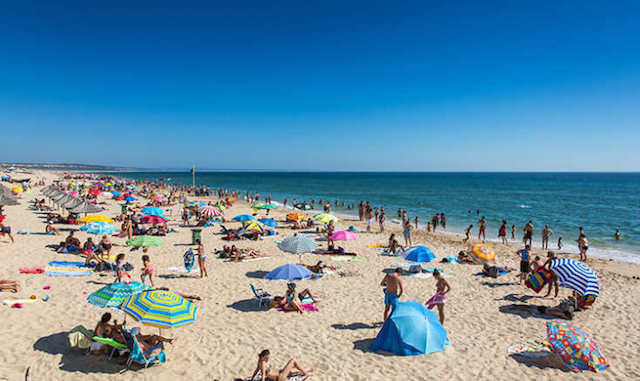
[167,266,200,273]
[277,303,318,312]
[48,261,92,268]
[45,267,93,277]
[19,267,45,274]
[235,375,310,381]
[68,325,94,349]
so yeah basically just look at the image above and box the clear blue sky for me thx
[1,1,639,171]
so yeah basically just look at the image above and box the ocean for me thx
[109,171,640,263]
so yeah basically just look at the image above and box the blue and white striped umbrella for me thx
[550,258,599,297]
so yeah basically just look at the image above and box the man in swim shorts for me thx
[380,268,403,321]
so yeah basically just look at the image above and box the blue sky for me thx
[1,1,639,171]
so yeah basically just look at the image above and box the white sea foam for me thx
[518,204,531,209]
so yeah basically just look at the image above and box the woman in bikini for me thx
[196,239,207,278]
[249,349,317,381]
[140,254,154,287]
[425,270,450,325]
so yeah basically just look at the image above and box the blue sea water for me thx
[111,171,640,263]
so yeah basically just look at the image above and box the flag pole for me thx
[191,164,195,187]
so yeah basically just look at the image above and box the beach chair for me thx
[92,336,127,359]
[250,284,271,307]
[123,330,166,369]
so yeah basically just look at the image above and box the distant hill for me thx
[0,162,135,171]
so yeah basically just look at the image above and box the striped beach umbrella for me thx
[546,320,608,372]
[122,290,197,328]
[550,258,599,297]
[88,281,149,309]
[199,205,221,217]
[469,244,496,264]
[242,221,266,234]
[313,213,339,224]
[278,235,317,254]
[252,203,276,210]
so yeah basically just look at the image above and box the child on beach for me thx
[517,245,531,284]
[463,224,473,243]
[195,239,208,278]
[141,254,154,287]
[115,253,131,282]
[425,270,450,325]
[557,236,563,250]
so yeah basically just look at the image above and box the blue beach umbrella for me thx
[265,264,312,281]
[370,301,450,356]
[80,221,117,235]
[141,206,164,216]
[124,196,135,202]
[111,191,122,197]
[402,246,436,263]
[550,258,599,297]
[233,214,254,222]
[258,218,278,228]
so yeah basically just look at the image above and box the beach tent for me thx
[370,301,449,356]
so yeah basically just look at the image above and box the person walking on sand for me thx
[425,270,450,325]
[517,244,531,284]
[478,216,487,242]
[380,268,403,322]
[379,208,385,233]
[542,224,553,250]
[498,220,507,244]
[523,221,534,247]
[402,218,412,246]
[463,224,473,243]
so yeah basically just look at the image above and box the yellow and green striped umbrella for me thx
[122,290,197,328]
[313,213,339,224]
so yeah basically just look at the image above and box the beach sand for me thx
[0,170,638,380]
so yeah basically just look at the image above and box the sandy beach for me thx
[1,170,639,381]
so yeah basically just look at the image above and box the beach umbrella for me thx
[546,320,608,372]
[233,214,254,222]
[88,188,101,196]
[294,202,312,210]
[330,230,357,241]
[80,221,117,235]
[70,190,79,195]
[140,215,168,225]
[402,246,436,263]
[55,194,74,206]
[252,203,276,210]
[258,218,278,228]
[88,281,149,309]
[11,186,23,194]
[111,191,122,197]
[278,235,318,254]
[370,301,450,356]
[77,215,114,223]
[140,206,164,216]
[126,235,163,247]
[0,215,4,222]
[71,202,103,214]
[122,290,197,329]
[265,263,312,281]
[469,244,496,264]
[124,195,135,202]
[550,259,599,297]
[51,191,67,201]
[199,205,221,217]
[287,212,306,222]
[314,213,338,224]
[62,197,83,210]
[0,194,19,206]
[153,196,164,201]
[242,221,266,234]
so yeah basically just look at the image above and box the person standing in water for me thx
[541,224,553,250]
[511,224,516,240]
[414,216,419,230]
[523,221,534,247]
[615,229,621,240]
[440,213,446,230]
[464,224,473,243]
[498,220,507,244]
[557,236,563,250]
[478,216,487,243]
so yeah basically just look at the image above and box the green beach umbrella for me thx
[87,281,150,309]
[314,213,339,224]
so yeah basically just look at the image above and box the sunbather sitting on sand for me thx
[129,327,176,356]
[249,349,317,381]
[0,280,19,292]
[277,283,319,313]
[45,221,59,235]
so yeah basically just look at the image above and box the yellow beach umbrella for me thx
[314,213,338,224]
[470,244,496,263]
[11,186,23,194]
[77,215,114,223]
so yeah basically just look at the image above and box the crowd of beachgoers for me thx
[0,170,637,380]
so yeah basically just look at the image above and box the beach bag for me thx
[184,249,195,271]
[525,270,550,293]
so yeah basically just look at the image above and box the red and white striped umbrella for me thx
[199,205,221,217]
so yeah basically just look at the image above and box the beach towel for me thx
[475,269,511,278]
[19,267,45,274]
[2,298,38,306]
[167,266,199,274]
[507,339,551,358]
[525,270,551,293]
[29,232,56,235]
[380,251,401,257]
[330,256,365,262]
[224,256,271,263]
[442,256,460,263]
[68,326,94,349]
[277,303,318,312]
[48,261,92,268]
[45,267,93,277]
[367,244,388,248]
